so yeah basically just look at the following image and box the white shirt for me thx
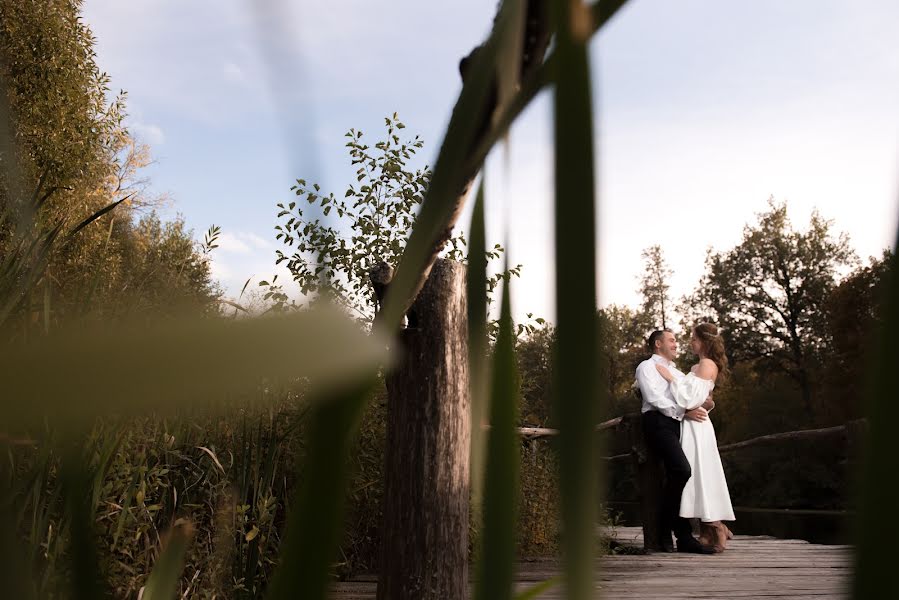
[635,354,686,421]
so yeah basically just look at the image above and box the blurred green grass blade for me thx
[265,377,376,600]
[377,0,521,333]
[495,0,526,117]
[466,0,630,182]
[0,309,390,426]
[551,1,602,599]
[587,0,631,37]
[515,575,562,600]
[140,521,194,600]
[0,496,34,599]
[379,0,628,336]
[852,233,898,598]
[61,450,108,600]
[474,266,520,600]
[467,180,489,518]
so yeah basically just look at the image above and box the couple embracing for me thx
[635,323,735,554]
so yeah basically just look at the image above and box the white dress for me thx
[671,372,735,522]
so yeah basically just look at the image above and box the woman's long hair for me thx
[694,322,730,381]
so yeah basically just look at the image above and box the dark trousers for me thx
[642,410,693,541]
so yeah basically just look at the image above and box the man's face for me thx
[656,331,678,361]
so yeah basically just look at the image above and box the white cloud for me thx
[209,256,233,282]
[242,232,272,249]
[209,247,295,307]
[223,61,247,85]
[129,121,165,145]
[216,232,252,254]
[215,231,275,256]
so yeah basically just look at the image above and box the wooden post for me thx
[377,259,470,600]
[622,412,665,551]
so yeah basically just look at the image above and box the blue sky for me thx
[82,0,899,324]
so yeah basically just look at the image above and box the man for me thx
[635,329,715,554]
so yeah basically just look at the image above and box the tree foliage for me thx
[266,114,432,318]
[0,0,124,205]
[683,198,855,412]
[823,249,892,421]
[0,0,219,335]
[597,305,652,408]
[264,115,521,322]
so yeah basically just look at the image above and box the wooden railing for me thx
[515,414,867,550]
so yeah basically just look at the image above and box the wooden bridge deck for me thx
[330,526,852,599]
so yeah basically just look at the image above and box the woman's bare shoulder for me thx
[696,358,718,379]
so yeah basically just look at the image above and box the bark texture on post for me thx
[377,259,470,600]
[622,412,665,551]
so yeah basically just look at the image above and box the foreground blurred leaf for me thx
[515,575,563,600]
[474,262,520,600]
[379,0,628,335]
[0,309,391,427]
[467,180,489,519]
[60,451,108,600]
[0,503,34,599]
[852,232,898,597]
[377,0,521,333]
[551,1,602,599]
[140,520,194,600]
[266,377,376,600]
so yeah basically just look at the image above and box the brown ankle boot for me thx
[709,521,727,552]
[698,522,714,546]
[723,524,734,540]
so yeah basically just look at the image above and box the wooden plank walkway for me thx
[331,526,851,599]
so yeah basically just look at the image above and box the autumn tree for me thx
[0,0,124,204]
[685,199,855,415]
[0,0,219,332]
[638,245,673,329]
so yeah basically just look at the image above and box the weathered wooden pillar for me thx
[622,412,665,551]
[377,258,470,600]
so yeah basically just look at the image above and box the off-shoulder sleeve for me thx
[671,373,715,411]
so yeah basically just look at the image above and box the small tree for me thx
[263,114,521,324]
[637,245,673,330]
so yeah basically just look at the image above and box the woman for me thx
[656,323,735,552]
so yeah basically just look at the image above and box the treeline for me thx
[0,0,219,340]
[514,201,889,511]
[518,199,891,445]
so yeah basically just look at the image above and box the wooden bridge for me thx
[331,526,851,599]
[333,415,859,599]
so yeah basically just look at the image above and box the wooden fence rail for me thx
[516,414,866,456]
[514,413,866,550]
